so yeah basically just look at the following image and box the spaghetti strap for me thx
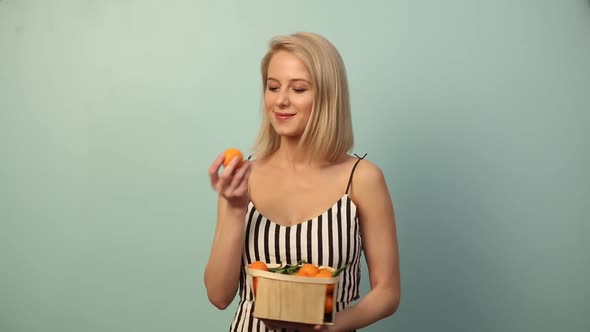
[345,153,367,195]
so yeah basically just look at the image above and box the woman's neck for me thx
[274,137,315,168]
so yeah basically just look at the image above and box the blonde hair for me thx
[252,32,354,162]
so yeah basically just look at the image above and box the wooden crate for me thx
[246,266,339,325]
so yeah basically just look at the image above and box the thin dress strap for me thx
[345,153,367,195]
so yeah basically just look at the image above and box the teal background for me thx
[1,0,589,331]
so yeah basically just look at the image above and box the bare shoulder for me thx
[347,157,393,211]
[349,157,388,192]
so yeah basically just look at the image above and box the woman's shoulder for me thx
[346,154,385,180]
[346,154,388,197]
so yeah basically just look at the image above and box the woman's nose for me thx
[277,91,290,107]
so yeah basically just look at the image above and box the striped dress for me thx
[229,157,365,332]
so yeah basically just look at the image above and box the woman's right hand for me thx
[205,153,252,308]
[208,153,251,208]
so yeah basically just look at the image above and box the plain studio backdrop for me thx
[1,1,588,331]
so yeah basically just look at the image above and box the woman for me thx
[205,32,400,332]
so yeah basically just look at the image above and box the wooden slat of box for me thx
[254,277,327,324]
[246,267,339,325]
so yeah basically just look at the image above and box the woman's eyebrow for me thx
[267,77,311,84]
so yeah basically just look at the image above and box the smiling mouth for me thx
[274,112,295,120]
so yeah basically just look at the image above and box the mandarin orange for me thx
[248,261,268,295]
[222,148,243,169]
[296,263,320,277]
[315,268,335,293]
[325,295,333,314]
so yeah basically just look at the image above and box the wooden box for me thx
[246,265,339,325]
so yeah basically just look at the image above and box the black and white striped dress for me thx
[229,158,365,332]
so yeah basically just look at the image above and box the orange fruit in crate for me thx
[315,268,335,293]
[324,295,333,314]
[248,261,268,271]
[222,148,244,169]
[248,261,268,295]
[296,263,320,277]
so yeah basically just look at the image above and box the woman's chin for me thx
[273,127,303,138]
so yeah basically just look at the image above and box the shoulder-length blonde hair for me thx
[251,32,354,162]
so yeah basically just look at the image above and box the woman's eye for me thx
[292,88,307,93]
[267,86,279,92]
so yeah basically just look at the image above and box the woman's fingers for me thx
[237,163,252,195]
[215,157,251,199]
[223,161,250,197]
[229,161,251,192]
[217,157,239,189]
[208,153,226,189]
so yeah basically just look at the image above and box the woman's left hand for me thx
[261,319,329,331]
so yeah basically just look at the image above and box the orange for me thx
[296,263,320,277]
[324,295,333,314]
[248,261,268,271]
[223,148,243,169]
[248,261,268,296]
[315,268,335,293]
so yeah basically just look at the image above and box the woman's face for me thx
[264,51,314,139]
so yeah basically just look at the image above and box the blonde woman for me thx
[205,32,400,332]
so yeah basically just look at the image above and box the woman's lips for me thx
[275,112,295,120]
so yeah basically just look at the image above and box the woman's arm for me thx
[204,155,252,309]
[332,160,400,331]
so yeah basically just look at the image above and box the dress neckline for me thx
[247,193,358,228]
